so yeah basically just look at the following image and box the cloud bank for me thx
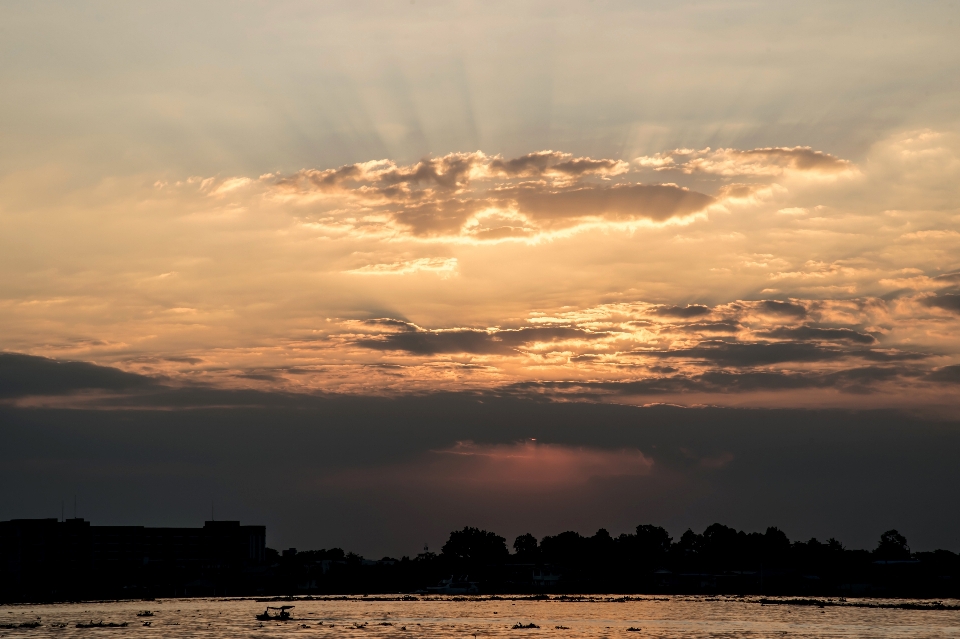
[266,151,715,240]
[2,132,959,410]
[3,368,960,555]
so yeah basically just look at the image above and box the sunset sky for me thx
[3,1,960,555]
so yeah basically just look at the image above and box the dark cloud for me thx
[758,300,808,318]
[355,324,602,355]
[677,321,740,333]
[275,164,363,192]
[928,365,960,384]
[757,326,876,344]
[2,353,960,555]
[637,340,925,367]
[272,152,712,237]
[235,372,280,381]
[4,389,960,555]
[922,294,960,313]
[392,182,715,236]
[730,147,851,172]
[363,318,416,330]
[516,184,714,223]
[550,158,625,176]
[487,152,625,178]
[0,352,156,399]
[391,199,483,235]
[513,366,914,397]
[859,349,928,362]
[639,341,845,366]
[933,271,960,283]
[378,154,480,190]
[163,356,203,364]
[653,304,712,318]
[488,151,567,176]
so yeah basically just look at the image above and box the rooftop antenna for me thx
[61,500,64,522]
[73,495,77,519]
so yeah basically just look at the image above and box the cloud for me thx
[266,151,714,239]
[922,294,960,313]
[0,352,157,399]
[489,151,630,178]
[636,147,854,177]
[677,321,740,333]
[513,184,714,226]
[7,389,960,555]
[510,365,923,397]
[653,304,712,318]
[5,136,960,409]
[934,271,960,284]
[757,300,808,319]
[354,322,605,355]
[639,341,851,366]
[345,257,458,277]
[756,326,876,344]
[928,365,960,384]
[420,440,654,489]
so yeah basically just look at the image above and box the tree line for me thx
[271,523,959,597]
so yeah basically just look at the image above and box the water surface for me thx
[2,596,958,638]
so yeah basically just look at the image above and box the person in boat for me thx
[256,606,294,621]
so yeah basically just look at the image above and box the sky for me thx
[2,0,960,555]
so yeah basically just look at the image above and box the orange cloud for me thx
[264,151,714,239]
[321,440,655,493]
[637,146,854,176]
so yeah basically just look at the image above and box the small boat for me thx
[255,606,294,621]
[425,575,480,595]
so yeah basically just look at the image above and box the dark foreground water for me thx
[2,596,958,639]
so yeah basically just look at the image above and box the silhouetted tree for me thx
[513,533,538,561]
[676,529,703,556]
[635,525,672,555]
[540,531,587,565]
[875,529,911,560]
[763,527,791,564]
[701,523,742,568]
[441,527,509,565]
[588,529,616,567]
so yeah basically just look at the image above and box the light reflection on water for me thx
[2,596,959,639]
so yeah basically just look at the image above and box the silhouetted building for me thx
[0,518,265,601]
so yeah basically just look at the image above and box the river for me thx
[2,595,958,638]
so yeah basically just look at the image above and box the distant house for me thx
[0,518,266,601]
[532,568,561,588]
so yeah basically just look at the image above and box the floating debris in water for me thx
[0,622,42,629]
[754,598,960,611]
